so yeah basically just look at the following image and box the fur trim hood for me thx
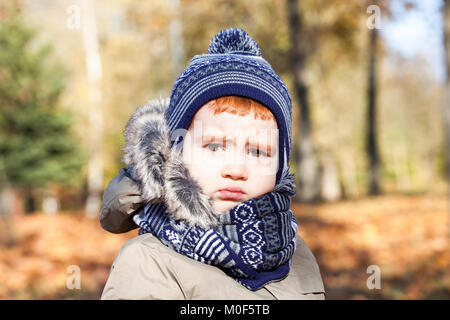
[122,98,219,229]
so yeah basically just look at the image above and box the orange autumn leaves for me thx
[0,213,136,299]
[294,194,449,299]
[0,193,448,299]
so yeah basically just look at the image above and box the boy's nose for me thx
[221,162,248,181]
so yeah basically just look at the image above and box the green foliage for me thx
[0,10,85,191]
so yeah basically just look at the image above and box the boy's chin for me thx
[213,199,243,214]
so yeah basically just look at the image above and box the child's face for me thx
[182,103,279,214]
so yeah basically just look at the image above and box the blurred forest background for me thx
[0,0,449,299]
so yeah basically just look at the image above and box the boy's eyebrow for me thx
[201,134,234,145]
[202,134,273,153]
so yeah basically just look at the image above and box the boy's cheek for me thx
[184,148,221,173]
[248,157,278,177]
[252,167,277,179]
[182,144,204,166]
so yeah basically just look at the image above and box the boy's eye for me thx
[206,143,223,152]
[249,148,268,157]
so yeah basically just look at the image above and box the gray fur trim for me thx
[122,97,218,228]
[165,150,219,228]
[122,98,170,202]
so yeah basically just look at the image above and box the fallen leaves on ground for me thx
[0,193,448,299]
[294,193,449,299]
[0,212,136,299]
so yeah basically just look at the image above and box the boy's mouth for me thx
[218,187,245,201]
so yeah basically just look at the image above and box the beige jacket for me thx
[100,169,326,300]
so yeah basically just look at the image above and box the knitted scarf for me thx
[133,172,298,291]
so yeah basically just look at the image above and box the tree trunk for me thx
[286,0,321,202]
[441,0,450,238]
[320,152,341,202]
[24,188,36,213]
[366,27,381,195]
[42,194,59,215]
[167,0,185,79]
[81,0,104,217]
[0,178,17,246]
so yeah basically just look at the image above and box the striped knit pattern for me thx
[133,171,297,291]
[166,28,293,183]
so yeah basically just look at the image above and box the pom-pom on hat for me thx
[207,28,261,55]
[167,28,293,184]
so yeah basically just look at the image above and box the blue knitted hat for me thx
[167,28,293,183]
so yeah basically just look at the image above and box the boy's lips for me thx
[218,187,245,201]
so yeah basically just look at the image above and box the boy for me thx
[100,28,324,299]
